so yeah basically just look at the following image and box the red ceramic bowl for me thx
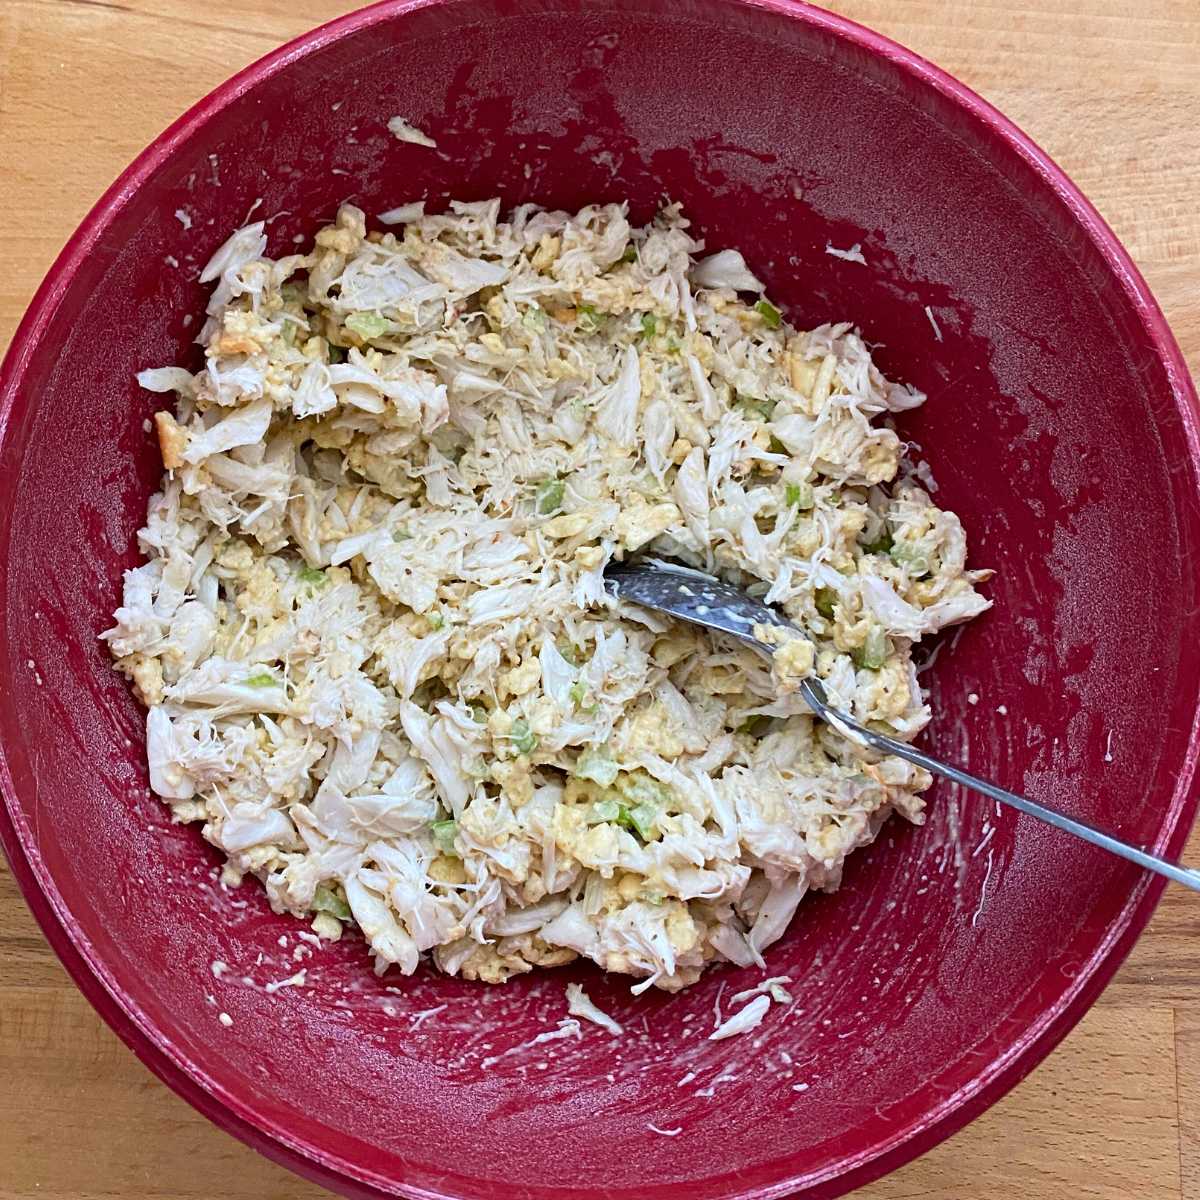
[1,1,1198,1197]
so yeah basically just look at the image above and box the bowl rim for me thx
[1,1,1198,1198]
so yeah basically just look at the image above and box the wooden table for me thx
[1,1,1197,1196]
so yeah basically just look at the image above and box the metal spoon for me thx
[604,558,1200,893]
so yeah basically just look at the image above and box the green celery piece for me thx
[785,481,814,509]
[510,718,538,756]
[535,478,565,515]
[862,527,894,555]
[814,587,838,620]
[575,746,619,787]
[431,819,459,857]
[297,564,327,586]
[577,303,602,333]
[890,541,932,576]
[737,714,773,737]
[755,299,782,328]
[345,311,396,340]
[616,774,668,810]
[244,670,279,688]
[588,799,622,824]
[736,394,776,420]
[624,802,658,841]
[854,627,889,671]
[312,883,351,921]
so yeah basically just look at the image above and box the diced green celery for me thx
[312,883,351,921]
[535,478,565,515]
[510,718,538,756]
[589,792,658,841]
[567,680,588,708]
[855,627,889,670]
[861,527,893,555]
[577,303,602,332]
[785,481,814,509]
[426,611,445,630]
[890,542,932,576]
[616,774,668,810]
[814,587,838,620]
[244,670,279,688]
[297,564,327,586]
[575,746,619,787]
[431,819,459,857]
[588,799,622,824]
[522,306,547,330]
[737,714,773,737]
[625,802,658,841]
[755,299,782,328]
[736,394,776,420]
[470,703,488,724]
[345,311,396,340]
[640,313,657,339]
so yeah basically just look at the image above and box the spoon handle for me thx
[807,685,1200,893]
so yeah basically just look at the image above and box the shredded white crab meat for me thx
[105,199,990,992]
[728,974,792,1005]
[825,242,867,265]
[387,116,437,149]
[709,993,771,1040]
[566,982,623,1035]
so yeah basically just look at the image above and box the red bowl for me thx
[1,1,1198,1197]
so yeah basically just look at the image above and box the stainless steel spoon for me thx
[605,558,1200,893]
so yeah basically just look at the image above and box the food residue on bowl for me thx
[387,116,437,148]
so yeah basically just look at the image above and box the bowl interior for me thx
[1,2,1198,1199]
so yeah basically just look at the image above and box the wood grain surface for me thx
[1,1,1198,1197]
